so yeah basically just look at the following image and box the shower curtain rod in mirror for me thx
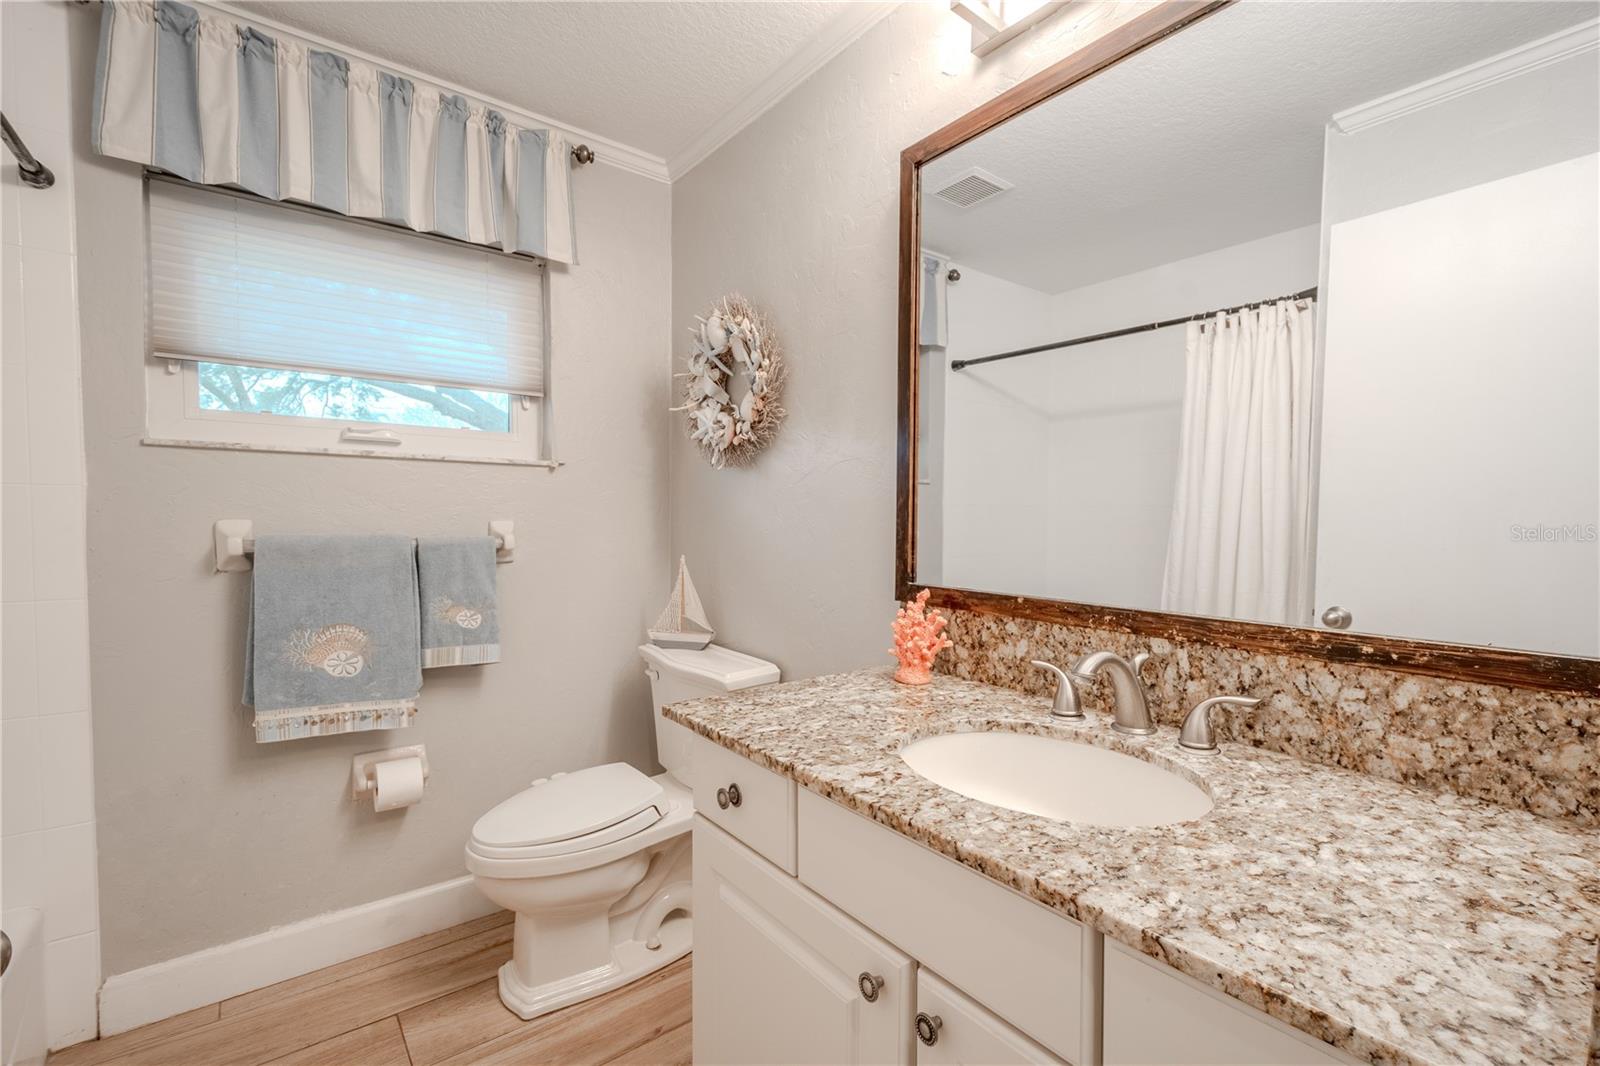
[949,284,1317,371]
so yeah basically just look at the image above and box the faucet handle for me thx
[1030,661,1087,722]
[1178,695,1262,754]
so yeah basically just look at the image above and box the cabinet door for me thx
[915,969,1064,1065]
[1103,941,1356,1065]
[693,815,914,1065]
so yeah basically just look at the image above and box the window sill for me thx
[141,437,562,469]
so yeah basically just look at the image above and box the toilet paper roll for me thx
[372,756,426,812]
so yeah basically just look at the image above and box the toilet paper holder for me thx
[351,745,430,801]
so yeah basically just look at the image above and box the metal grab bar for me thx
[1,113,54,189]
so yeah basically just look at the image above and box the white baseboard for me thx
[98,875,500,1037]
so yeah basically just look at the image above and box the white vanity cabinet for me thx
[688,733,1355,1066]
[692,733,797,874]
[796,788,1091,1063]
[914,969,1064,1065]
[1102,941,1357,1066]
[693,816,914,1065]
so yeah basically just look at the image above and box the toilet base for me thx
[496,911,692,1020]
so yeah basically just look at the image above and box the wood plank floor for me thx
[49,912,692,1066]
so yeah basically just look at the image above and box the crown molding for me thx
[667,1,901,181]
[202,0,905,185]
[1331,16,1598,134]
[203,0,672,183]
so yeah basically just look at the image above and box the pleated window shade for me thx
[148,179,545,396]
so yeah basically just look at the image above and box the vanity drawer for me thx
[1103,940,1356,1065]
[798,789,1092,1064]
[691,733,797,874]
[916,968,1063,1065]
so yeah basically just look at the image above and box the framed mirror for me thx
[896,0,1600,692]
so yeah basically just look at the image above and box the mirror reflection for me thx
[915,1,1599,658]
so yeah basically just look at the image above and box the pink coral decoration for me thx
[890,589,953,685]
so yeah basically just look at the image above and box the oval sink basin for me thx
[900,731,1212,828]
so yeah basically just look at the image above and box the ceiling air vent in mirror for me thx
[932,167,1013,208]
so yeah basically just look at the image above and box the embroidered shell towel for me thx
[417,536,501,668]
[244,535,422,743]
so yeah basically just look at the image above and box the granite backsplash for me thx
[936,607,1600,826]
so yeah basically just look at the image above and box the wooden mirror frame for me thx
[894,0,1599,695]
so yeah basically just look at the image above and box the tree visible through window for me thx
[197,362,512,432]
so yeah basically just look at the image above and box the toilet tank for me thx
[639,643,779,782]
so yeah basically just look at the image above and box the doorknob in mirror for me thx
[1321,606,1353,630]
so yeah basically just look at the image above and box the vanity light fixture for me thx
[950,0,1068,57]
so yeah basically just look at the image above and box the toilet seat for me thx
[471,763,665,856]
[466,768,691,879]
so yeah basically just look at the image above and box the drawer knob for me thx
[857,972,884,1003]
[715,784,741,810]
[915,1012,943,1046]
[715,787,729,810]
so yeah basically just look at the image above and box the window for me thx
[144,178,548,464]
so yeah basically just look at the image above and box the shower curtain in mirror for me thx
[1161,297,1317,625]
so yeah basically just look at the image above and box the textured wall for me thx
[669,0,1150,680]
[66,5,673,974]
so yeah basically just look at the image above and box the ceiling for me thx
[229,1,881,175]
[922,1,1595,294]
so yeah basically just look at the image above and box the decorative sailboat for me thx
[649,556,715,650]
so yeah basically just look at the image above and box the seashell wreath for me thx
[674,294,786,468]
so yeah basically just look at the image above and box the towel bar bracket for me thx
[213,518,515,572]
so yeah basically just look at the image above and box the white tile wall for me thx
[1,0,100,1050]
[46,932,100,1047]
[1,602,37,717]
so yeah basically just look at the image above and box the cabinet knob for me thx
[915,1012,943,1046]
[857,972,884,1003]
[715,784,741,810]
[715,788,729,810]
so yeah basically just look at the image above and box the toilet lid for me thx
[470,763,665,852]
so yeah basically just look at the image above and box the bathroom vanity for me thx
[667,671,1600,1066]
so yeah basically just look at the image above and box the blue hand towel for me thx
[417,536,501,668]
[244,534,421,743]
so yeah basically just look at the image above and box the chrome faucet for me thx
[1178,695,1261,754]
[1071,651,1155,735]
[1030,660,1089,722]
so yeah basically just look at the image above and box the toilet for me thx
[466,643,779,1020]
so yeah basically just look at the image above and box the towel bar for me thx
[214,519,514,572]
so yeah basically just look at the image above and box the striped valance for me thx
[91,0,577,263]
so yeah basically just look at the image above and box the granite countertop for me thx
[664,669,1600,1066]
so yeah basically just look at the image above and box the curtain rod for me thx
[66,2,596,167]
[1,113,54,189]
[949,285,1318,372]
